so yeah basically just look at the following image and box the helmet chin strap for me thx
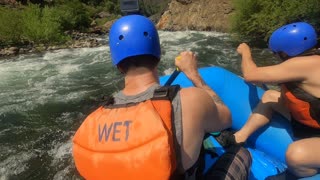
[277,52,290,61]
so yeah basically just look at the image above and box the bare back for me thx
[298,55,320,98]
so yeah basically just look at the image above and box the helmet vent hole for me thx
[119,35,124,40]
[283,27,286,30]
[304,37,307,40]
[293,25,296,27]
[144,32,149,37]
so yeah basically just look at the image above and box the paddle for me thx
[164,56,181,86]
[164,69,180,86]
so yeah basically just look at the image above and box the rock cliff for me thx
[157,0,233,32]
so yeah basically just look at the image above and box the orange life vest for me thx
[72,86,179,180]
[282,84,320,129]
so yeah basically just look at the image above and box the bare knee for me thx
[286,143,305,167]
[285,142,318,177]
[261,90,280,104]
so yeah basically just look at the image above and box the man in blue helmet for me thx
[229,22,320,179]
[73,14,255,180]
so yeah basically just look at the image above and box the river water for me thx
[0,31,279,180]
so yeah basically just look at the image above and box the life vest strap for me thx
[102,85,180,109]
[152,85,180,101]
[151,85,180,178]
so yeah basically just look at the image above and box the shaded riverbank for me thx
[0,32,107,58]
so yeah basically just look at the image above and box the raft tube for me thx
[159,66,320,180]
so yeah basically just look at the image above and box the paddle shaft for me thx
[164,69,180,86]
[164,56,182,86]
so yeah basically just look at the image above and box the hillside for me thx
[157,0,233,32]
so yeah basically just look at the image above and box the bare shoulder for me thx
[179,87,217,116]
[179,87,217,128]
[180,86,211,96]
[179,87,215,105]
[179,87,231,132]
[287,55,320,66]
[287,55,320,75]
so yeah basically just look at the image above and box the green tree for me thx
[21,3,65,43]
[55,0,91,31]
[231,0,320,43]
[0,7,23,45]
[0,3,67,46]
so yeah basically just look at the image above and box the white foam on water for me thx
[163,67,176,75]
[0,128,11,136]
[42,46,106,61]
[49,139,73,167]
[0,45,111,115]
[49,137,83,180]
[57,63,81,75]
[159,31,188,42]
[89,49,109,65]
[0,152,35,179]
[159,30,229,42]
[159,31,233,63]
[64,91,88,102]
[52,164,81,180]
[42,49,69,61]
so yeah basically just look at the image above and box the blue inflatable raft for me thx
[159,66,320,180]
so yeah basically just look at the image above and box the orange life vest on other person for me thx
[72,86,178,180]
[282,84,320,129]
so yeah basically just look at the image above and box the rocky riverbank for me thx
[0,31,105,58]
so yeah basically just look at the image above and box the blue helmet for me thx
[269,22,317,57]
[109,15,161,65]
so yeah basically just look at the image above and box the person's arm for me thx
[175,51,224,105]
[175,51,231,132]
[237,43,312,84]
[236,43,258,82]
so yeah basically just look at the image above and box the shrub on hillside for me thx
[0,6,23,46]
[231,0,320,43]
[21,4,66,44]
[55,0,91,31]
[0,4,67,46]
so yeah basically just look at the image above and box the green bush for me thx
[21,4,66,44]
[80,0,103,6]
[0,4,67,46]
[0,7,23,45]
[231,0,320,43]
[102,0,120,14]
[77,0,120,14]
[55,0,91,31]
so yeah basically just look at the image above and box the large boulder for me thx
[157,0,234,32]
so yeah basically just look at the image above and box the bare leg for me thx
[234,90,290,143]
[286,137,320,177]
